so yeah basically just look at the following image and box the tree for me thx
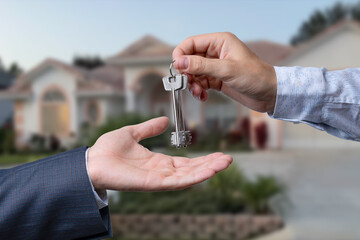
[8,62,22,77]
[351,2,360,20]
[73,55,104,69]
[291,2,349,45]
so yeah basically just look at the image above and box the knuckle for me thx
[191,57,204,73]
[223,32,236,39]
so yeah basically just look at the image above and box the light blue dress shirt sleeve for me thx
[85,148,108,209]
[269,66,360,141]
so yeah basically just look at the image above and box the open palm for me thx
[87,117,232,192]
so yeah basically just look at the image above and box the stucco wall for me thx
[23,66,78,142]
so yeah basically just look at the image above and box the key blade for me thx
[176,74,188,90]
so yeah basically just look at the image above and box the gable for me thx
[115,35,174,58]
[281,21,360,69]
[32,66,77,91]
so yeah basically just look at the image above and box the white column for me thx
[126,90,136,112]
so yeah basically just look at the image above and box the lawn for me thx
[0,152,57,166]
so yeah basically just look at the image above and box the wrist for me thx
[252,61,277,113]
[87,147,102,190]
[265,65,277,113]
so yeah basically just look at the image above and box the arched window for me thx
[41,87,70,136]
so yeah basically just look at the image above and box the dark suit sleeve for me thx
[0,146,112,240]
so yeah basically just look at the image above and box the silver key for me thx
[162,65,191,148]
[162,74,187,91]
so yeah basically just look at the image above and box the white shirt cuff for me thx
[85,148,108,209]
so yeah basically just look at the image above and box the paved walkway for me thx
[253,227,294,240]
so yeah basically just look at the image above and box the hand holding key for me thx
[172,32,277,113]
[162,62,191,148]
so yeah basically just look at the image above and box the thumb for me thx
[127,116,169,142]
[174,55,229,79]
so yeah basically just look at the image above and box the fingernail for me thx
[177,57,189,69]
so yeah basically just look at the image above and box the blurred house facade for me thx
[2,20,359,150]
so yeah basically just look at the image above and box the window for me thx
[41,88,69,136]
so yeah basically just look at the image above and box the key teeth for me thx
[171,131,192,148]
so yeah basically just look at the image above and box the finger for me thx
[128,116,169,142]
[174,55,230,80]
[200,90,208,101]
[182,154,233,174]
[192,82,202,98]
[172,33,228,59]
[188,83,208,102]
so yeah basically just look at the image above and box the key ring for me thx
[169,60,175,77]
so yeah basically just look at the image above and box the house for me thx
[0,59,124,149]
[2,20,360,150]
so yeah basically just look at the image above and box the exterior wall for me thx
[14,101,24,148]
[284,27,360,68]
[78,96,124,128]
[280,26,360,149]
[123,63,168,113]
[21,67,78,146]
[184,91,202,129]
[105,97,124,119]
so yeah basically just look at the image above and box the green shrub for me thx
[208,164,246,213]
[110,164,284,215]
[242,176,285,214]
[0,127,15,154]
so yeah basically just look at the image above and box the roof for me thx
[79,65,124,92]
[0,58,124,98]
[115,35,174,58]
[107,35,174,64]
[280,19,360,65]
[245,40,294,65]
[108,34,292,65]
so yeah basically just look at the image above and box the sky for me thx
[0,0,359,70]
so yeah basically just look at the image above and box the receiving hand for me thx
[173,32,277,113]
[87,117,232,192]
